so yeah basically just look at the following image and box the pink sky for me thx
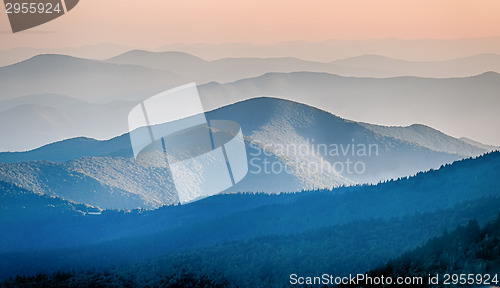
[1,0,500,50]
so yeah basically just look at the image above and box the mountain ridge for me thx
[2,55,499,149]
[1,151,499,284]
[0,97,477,209]
[359,122,492,157]
[0,54,185,102]
[106,50,500,82]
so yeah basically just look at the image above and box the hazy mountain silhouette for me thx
[4,37,500,67]
[460,137,500,151]
[158,37,500,62]
[0,43,132,67]
[359,123,495,157]
[331,53,500,78]
[0,54,184,102]
[2,55,500,150]
[0,100,137,152]
[106,50,388,83]
[106,50,209,74]
[0,93,84,113]
[106,50,500,83]
[197,71,500,146]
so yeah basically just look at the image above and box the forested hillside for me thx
[342,214,500,287]
[1,152,499,287]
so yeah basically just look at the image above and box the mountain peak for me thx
[4,54,92,69]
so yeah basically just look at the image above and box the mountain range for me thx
[107,50,500,82]
[0,97,495,210]
[1,53,500,151]
[0,43,132,67]
[157,38,500,62]
[198,71,500,146]
[4,37,500,67]
[0,54,184,102]
[1,151,499,286]
[1,41,499,287]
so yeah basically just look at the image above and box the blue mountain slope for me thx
[0,180,100,221]
[0,97,467,209]
[0,136,133,163]
[0,180,101,252]
[346,214,500,288]
[0,152,499,281]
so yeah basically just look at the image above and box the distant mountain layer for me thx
[2,56,500,151]
[4,37,500,66]
[156,38,500,62]
[106,50,383,84]
[0,54,185,102]
[1,152,499,284]
[0,97,474,209]
[0,93,84,113]
[0,43,132,67]
[359,123,492,156]
[460,137,500,151]
[107,50,500,82]
[198,71,500,146]
[330,53,500,78]
[0,98,137,152]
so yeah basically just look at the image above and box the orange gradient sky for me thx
[1,0,500,49]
